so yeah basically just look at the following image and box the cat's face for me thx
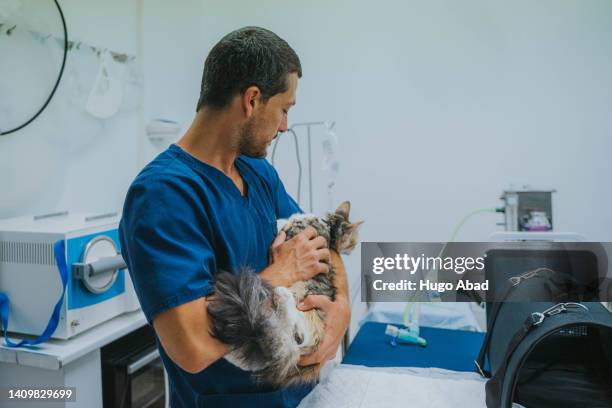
[330,201,364,254]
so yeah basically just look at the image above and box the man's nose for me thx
[278,115,288,133]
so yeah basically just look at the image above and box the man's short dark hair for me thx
[196,26,302,111]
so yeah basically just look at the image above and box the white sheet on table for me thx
[361,302,484,332]
[299,365,487,408]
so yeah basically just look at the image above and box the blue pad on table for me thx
[343,322,485,372]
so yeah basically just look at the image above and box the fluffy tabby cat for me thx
[207,201,363,387]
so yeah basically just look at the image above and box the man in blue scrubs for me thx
[119,27,351,407]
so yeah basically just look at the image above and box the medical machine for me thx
[0,211,139,340]
[499,188,555,232]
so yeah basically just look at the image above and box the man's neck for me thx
[176,108,241,176]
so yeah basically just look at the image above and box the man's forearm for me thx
[153,297,228,374]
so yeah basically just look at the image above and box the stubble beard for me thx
[237,118,269,159]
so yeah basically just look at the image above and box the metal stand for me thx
[288,121,333,213]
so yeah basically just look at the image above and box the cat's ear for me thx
[335,201,351,220]
[347,220,364,231]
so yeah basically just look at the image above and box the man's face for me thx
[237,73,298,158]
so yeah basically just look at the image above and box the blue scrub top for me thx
[119,144,313,407]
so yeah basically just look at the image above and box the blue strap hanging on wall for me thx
[0,240,68,348]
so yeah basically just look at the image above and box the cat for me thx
[207,201,363,387]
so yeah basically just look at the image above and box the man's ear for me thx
[242,86,262,118]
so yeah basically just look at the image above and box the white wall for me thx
[0,0,142,219]
[141,0,612,237]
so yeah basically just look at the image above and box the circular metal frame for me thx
[81,235,119,294]
[0,0,68,136]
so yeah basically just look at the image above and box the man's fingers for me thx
[298,295,332,311]
[316,248,331,262]
[299,226,318,240]
[297,298,315,311]
[298,341,336,366]
[310,236,327,249]
[298,352,319,366]
[271,231,286,249]
[315,262,330,275]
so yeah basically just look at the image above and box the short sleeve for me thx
[119,177,216,324]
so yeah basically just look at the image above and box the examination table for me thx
[299,320,489,407]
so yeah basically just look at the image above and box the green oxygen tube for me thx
[400,208,498,344]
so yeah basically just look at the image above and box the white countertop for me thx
[0,310,147,370]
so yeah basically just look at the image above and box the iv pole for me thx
[271,121,335,213]
[291,121,325,213]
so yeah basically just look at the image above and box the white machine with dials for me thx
[0,212,139,341]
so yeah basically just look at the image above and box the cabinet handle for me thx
[127,349,160,374]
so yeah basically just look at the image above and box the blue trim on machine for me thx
[67,230,125,310]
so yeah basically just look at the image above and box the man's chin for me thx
[241,148,268,159]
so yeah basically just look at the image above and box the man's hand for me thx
[297,294,351,366]
[260,226,330,287]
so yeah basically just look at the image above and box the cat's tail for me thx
[207,270,271,352]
